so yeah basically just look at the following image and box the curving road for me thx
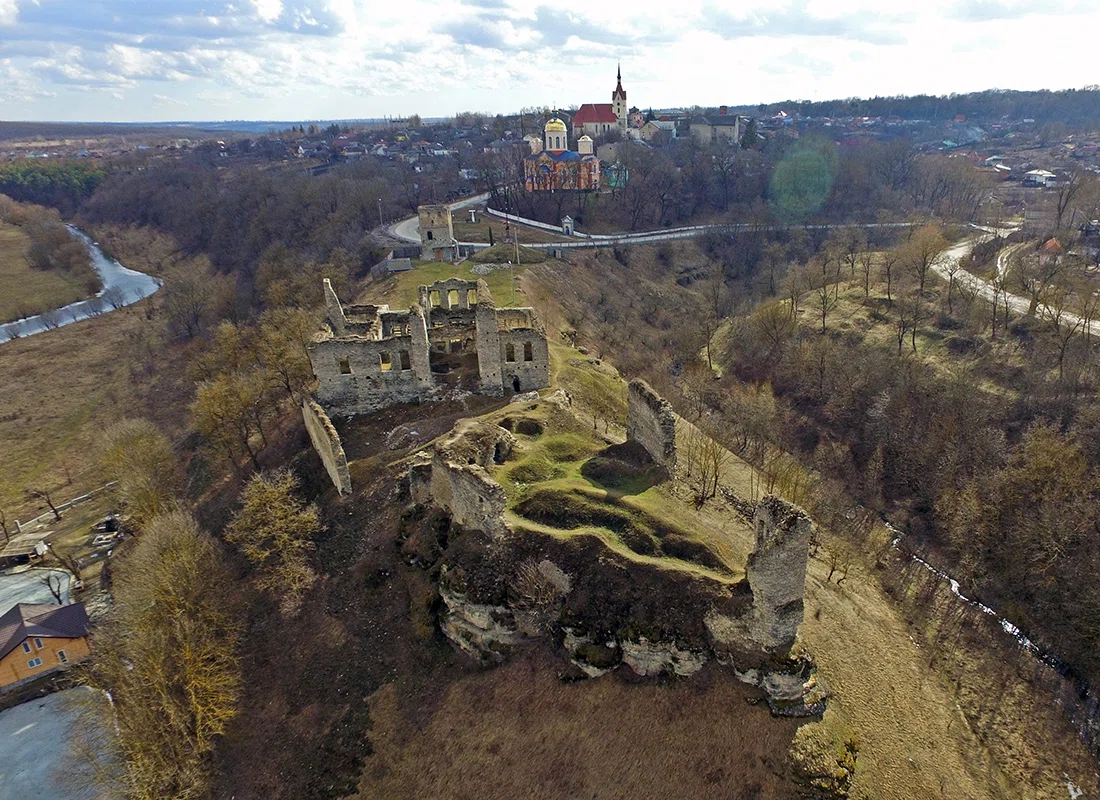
[932,230,1100,338]
[1,228,161,343]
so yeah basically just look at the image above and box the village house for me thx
[690,108,743,144]
[0,603,90,690]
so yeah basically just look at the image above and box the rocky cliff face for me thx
[406,414,827,716]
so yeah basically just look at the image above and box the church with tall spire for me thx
[571,66,631,139]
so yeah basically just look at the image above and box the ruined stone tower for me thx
[418,204,456,262]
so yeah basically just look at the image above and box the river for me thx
[0,227,161,343]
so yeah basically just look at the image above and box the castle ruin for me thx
[418,204,456,262]
[308,278,550,416]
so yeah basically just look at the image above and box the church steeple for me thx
[612,64,627,131]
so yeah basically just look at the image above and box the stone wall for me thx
[323,278,346,336]
[705,496,813,663]
[310,334,434,416]
[475,280,504,396]
[498,328,551,394]
[626,379,677,471]
[302,400,352,495]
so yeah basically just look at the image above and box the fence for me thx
[14,482,118,533]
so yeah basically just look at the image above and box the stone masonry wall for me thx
[475,279,504,396]
[310,335,434,416]
[497,328,550,394]
[627,378,677,471]
[705,495,813,663]
[302,400,352,495]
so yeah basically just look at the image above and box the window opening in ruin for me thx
[512,375,521,392]
[429,290,441,307]
[380,351,392,371]
[450,339,462,354]
[448,289,459,307]
[505,343,515,362]
[338,355,352,374]
[467,288,477,306]
[400,350,411,370]
[524,341,533,361]
[427,230,434,240]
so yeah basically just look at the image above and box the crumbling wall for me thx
[705,495,813,662]
[475,279,504,396]
[627,379,677,471]
[310,335,434,415]
[498,328,550,394]
[745,496,813,655]
[410,421,514,538]
[323,278,347,336]
[302,400,352,495]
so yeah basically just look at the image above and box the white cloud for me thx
[0,0,17,26]
[0,0,1097,121]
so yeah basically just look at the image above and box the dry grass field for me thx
[0,222,90,324]
[357,651,803,800]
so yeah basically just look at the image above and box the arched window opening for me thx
[338,356,352,375]
[379,351,392,371]
[399,350,411,370]
[523,341,533,361]
[505,343,516,362]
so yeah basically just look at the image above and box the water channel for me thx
[1,226,161,343]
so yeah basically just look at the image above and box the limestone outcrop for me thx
[406,410,826,717]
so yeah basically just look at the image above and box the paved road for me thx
[389,200,923,252]
[0,569,70,616]
[932,232,1100,338]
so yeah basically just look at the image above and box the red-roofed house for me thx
[0,603,90,689]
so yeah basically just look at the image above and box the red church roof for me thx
[573,103,618,125]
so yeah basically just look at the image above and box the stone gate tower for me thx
[419,204,456,262]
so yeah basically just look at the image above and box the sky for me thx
[0,0,1097,123]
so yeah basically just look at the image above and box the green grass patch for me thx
[369,257,528,310]
[514,487,730,573]
[542,432,598,462]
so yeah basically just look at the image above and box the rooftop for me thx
[0,603,89,661]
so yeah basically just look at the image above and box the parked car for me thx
[91,534,116,547]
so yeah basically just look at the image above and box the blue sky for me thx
[0,0,1096,122]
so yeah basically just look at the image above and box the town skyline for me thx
[1,0,1098,123]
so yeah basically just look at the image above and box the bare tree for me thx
[24,487,61,521]
[41,574,64,603]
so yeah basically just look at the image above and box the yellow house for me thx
[0,603,90,689]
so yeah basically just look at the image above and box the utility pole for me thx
[377,198,384,229]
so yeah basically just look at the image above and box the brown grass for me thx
[0,226,195,519]
[356,650,802,800]
[0,222,90,324]
[451,217,561,244]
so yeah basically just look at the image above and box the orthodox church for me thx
[523,114,600,192]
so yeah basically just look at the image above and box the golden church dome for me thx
[544,116,567,133]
